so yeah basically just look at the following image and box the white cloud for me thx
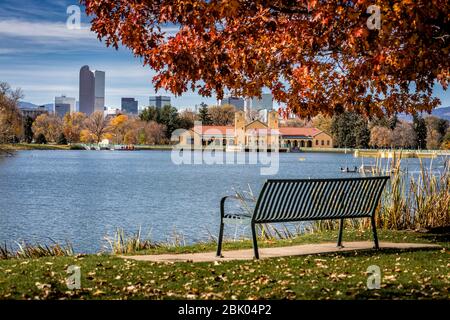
[0,19,95,40]
[0,49,18,55]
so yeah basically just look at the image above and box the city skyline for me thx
[0,0,220,109]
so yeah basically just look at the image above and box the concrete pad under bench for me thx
[121,242,441,263]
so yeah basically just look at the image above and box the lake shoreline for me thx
[2,143,353,153]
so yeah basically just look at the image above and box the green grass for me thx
[0,229,448,300]
[0,143,71,151]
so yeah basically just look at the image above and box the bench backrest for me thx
[253,176,390,223]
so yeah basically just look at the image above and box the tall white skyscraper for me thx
[55,95,76,117]
[249,93,273,111]
[79,66,105,115]
[94,70,105,112]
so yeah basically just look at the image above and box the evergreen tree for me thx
[35,133,47,144]
[355,117,370,148]
[388,114,399,130]
[23,116,34,143]
[197,103,212,125]
[57,132,68,145]
[159,105,180,138]
[139,106,160,122]
[413,114,427,149]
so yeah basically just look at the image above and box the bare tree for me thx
[370,126,393,148]
[0,82,23,146]
[207,104,236,126]
[32,114,63,143]
[84,111,109,143]
[392,122,417,149]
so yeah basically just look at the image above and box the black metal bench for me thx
[217,176,390,259]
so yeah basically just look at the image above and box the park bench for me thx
[217,176,390,259]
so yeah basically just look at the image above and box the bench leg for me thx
[371,216,379,249]
[337,219,344,247]
[216,221,224,257]
[251,223,259,259]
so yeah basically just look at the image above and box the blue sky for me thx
[0,0,448,110]
[0,0,219,109]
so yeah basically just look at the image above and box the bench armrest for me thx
[220,195,256,218]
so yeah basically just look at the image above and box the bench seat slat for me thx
[253,177,389,223]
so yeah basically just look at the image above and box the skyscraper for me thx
[149,96,171,109]
[55,95,76,117]
[121,98,138,115]
[250,93,273,111]
[221,96,245,110]
[79,66,105,115]
[94,70,105,112]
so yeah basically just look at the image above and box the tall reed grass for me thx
[0,241,74,260]
[316,156,450,232]
[103,227,159,254]
[378,157,450,230]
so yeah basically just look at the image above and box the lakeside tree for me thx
[441,131,450,150]
[35,133,47,145]
[208,104,236,126]
[110,114,130,144]
[354,117,370,149]
[32,113,63,143]
[141,121,167,145]
[413,115,428,149]
[63,112,87,143]
[84,111,109,143]
[139,106,160,123]
[425,116,449,149]
[312,114,333,134]
[159,105,180,139]
[370,126,393,148]
[331,112,369,148]
[197,103,212,125]
[178,110,195,129]
[83,0,449,118]
[392,122,417,149]
[57,133,68,145]
[23,116,34,143]
[0,82,23,145]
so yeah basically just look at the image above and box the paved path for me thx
[121,242,440,263]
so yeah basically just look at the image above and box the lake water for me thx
[0,150,445,253]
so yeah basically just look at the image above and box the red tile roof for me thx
[192,126,234,136]
[278,127,322,137]
[192,125,324,137]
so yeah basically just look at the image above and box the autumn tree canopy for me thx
[83,0,449,117]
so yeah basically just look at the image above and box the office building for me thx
[221,96,245,110]
[55,95,76,117]
[249,93,273,111]
[79,65,105,115]
[94,70,105,112]
[19,106,48,120]
[121,98,138,115]
[149,96,171,109]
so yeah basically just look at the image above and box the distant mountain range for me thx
[18,101,54,111]
[19,101,80,112]
[397,106,450,122]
